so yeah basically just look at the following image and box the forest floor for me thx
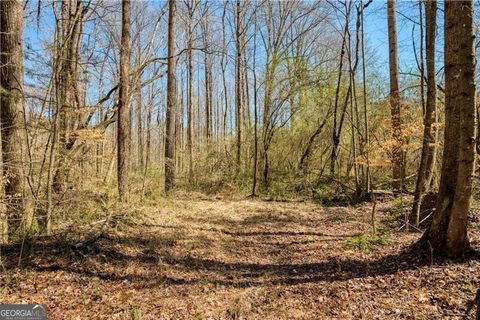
[1,194,480,319]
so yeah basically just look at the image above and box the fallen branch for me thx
[73,207,113,250]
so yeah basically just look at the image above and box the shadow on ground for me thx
[3,225,479,290]
[2,205,479,288]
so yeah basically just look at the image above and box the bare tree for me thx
[387,0,404,193]
[185,0,198,183]
[360,0,372,194]
[52,0,85,193]
[200,3,213,143]
[412,0,437,226]
[135,3,145,172]
[251,10,259,197]
[221,2,229,140]
[235,0,244,172]
[117,0,132,202]
[165,0,178,193]
[330,1,351,178]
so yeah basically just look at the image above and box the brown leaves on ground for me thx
[1,198,479,319]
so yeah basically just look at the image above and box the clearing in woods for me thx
[1,195,479,319]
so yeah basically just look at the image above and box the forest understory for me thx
[1,194,479,320]
[2,0,480,318]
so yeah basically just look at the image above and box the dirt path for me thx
[1,198,479,319]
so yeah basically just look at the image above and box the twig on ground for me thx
[73,206,113,250]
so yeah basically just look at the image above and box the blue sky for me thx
[22,0,450,108]
[363,1,444,76]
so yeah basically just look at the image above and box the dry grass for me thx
[1,196,479,319]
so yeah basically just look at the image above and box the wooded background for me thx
[0,0,478,258]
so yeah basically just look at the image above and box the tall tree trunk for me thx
[0,0,32,238]
[187,15,193,183]
[235,0,243,172]
[251,14,258,197]
[136,90,144,171]
[243,48,250,129]
[418,1,425,117]
[164,0,177,193]
[221,3,229,141]
[117,0,131,202]
[141,83,154,198]
[330,2,351,177]
[176,77,184,175]
[135,15,144,173]
[360,0,371,194]
[186,1,195,184]
[53,0,83,193]
[348,10,361,194]
[420,0,475,257]
[412,0,437,226]
[44,106,59,236]
[201,15,212,143]
[262,56,274,189]
[387,0,404,193]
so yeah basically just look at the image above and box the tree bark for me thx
[164,0,177,193]
[360,0,371,194]
[330,2,351,177]
[135,12,145,173]
[186,0,196,184]
[251,14,258,197]
[235,0,243,171]
[221,3,229,141]
[412,0,437,226]
[421,0,475,257]
[141,83,154,198]
[201,14,213,142]
[387,0,404,193]
[299,115,329,174]
[117,0,132,202]
[0,0,33,238]
[53,0,84,193]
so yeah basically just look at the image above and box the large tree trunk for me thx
[0,0,32,238]
[412,0,437,226]
[387,0,404,193]
[420,0,475,257]
[164,0,177,193]
[117,0,131,202]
